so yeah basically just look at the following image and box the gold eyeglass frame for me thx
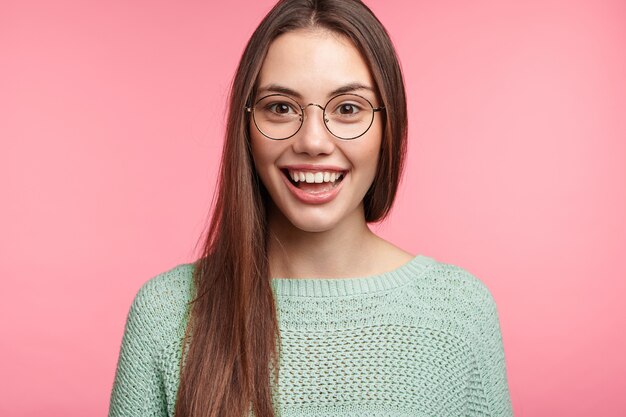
[245,93,385,140]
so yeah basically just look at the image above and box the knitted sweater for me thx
[108,255,513,417]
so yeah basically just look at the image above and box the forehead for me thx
[256,28,375,100]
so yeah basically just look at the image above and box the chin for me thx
[283,211,342,233]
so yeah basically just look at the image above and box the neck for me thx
[266,205,382,279]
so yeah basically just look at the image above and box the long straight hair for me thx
[174,1,408,416]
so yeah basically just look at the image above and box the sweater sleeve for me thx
[108,282,169,417]
[473,282,514,417]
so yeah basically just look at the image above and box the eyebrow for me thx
[256,82,375,99]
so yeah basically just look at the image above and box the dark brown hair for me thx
[174,1,407,416]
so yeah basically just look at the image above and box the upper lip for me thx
[280,164,349,173]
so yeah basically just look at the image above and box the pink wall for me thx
[1,0,625,415]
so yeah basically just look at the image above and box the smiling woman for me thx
[107,1,514,416]
[250,29,384,234]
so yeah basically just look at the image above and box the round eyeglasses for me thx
[245,93,385,140]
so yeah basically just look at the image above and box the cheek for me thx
[249,127,284,185]
[359,131,384,192]
[361,126,384,175]
[249,125,270,169]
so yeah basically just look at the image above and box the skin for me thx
[250,28,413,279]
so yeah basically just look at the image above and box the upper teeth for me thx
[288,170,344,183]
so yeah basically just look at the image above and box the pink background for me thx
[1,0,625,416]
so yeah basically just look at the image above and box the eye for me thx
[338,103,359,115]
[331,101,365,117]
[267,102,298,115]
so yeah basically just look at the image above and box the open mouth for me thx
[281,168,346,190]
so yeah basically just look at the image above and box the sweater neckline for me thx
[270,254,436,297]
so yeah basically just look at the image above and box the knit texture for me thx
[108,255,513,417]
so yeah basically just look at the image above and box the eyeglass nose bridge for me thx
[300,102,329,124]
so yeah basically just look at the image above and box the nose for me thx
[291,103,335,156]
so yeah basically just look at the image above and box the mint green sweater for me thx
[108,255,513,416]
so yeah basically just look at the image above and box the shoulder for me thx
[416,257,498,308]
[135,263,195,307]
[124,263,195,350]
[402,256,502,331]
[400,257,506,360]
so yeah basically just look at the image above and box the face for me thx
[249,29,383,233]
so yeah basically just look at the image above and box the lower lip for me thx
[281,172,346,205]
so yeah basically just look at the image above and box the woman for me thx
[108,0,514,416]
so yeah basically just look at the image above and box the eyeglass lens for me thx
[252,94,376,140]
